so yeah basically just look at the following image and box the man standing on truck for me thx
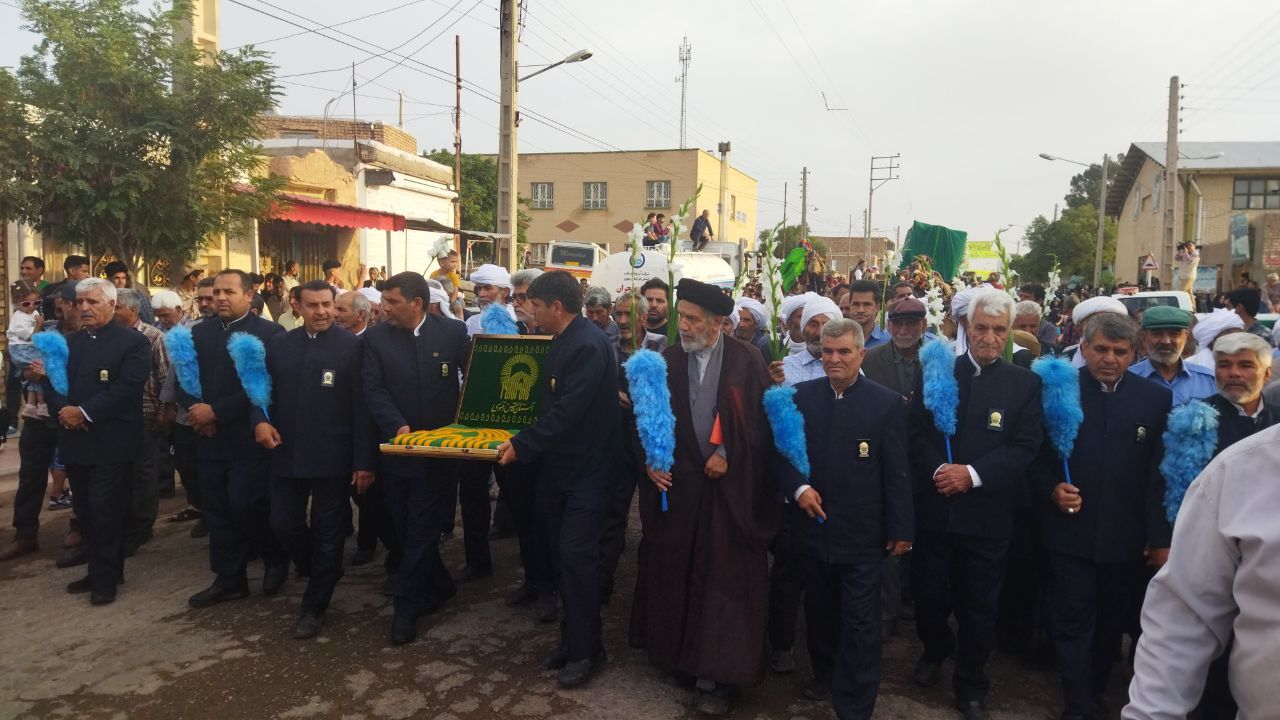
[690,209,714,251]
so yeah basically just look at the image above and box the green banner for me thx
[457,335,553,430]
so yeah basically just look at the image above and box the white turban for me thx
[734,297,767,331]
[469,263,512,289]
[429,287,449,312]
[1071,296,1128,325]
[801,297,842,331]
[1192,308,1245,348]
[950,287,983,356]
[729,310,741,330]
[779,292,819,324]
[357,287,382,304]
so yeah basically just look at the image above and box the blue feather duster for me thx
[623,349,675,473]
[32,331,69,396]
[164,325,202,399]
[1032,355,1083,462]
[1160,399,1219,524]
[480,303,519,335]
[227,332,272,420]
[920,338,958,462]
[763,384,810,479]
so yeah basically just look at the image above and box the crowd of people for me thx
[1,248,1277,720]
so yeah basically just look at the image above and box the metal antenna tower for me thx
[676,36,691,149]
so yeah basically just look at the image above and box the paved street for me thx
[0,476,1090,720]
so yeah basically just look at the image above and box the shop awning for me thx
[273,193,407,232]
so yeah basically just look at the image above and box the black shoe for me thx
[801,677,831,701]
[55,547,88,569]
[262,565,289,596]
[66,576,93,594]
[535,590,559,624]
[455,565,492,584]
[694,687,732,716]
[955,700,988,720]
[351,546,376,566]
[913,655,944,687]
[294,610,325,639]
[769,647,796,674]
[557,650,606,688]
[543,645,569,670]
[390,612,418,646]
[189,519,208,538]
[90,589,117,605]
[505,583,538,607]
[0,537,38,562]
[422,585,457,616]
[188,582,249,608]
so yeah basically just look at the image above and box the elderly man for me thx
[357,287,381,325]
[1203,332,1279,451]
[1038,313,1172,720]
[632,278,781,715]
[1123,421,1280,720]
[466,263,515,337]
[1187,308,1245,368]
[150,289,190,330]
[863,297,928,400]
[908,290,1044,720]
[1013,301,1049,355]
[113,289,170,557]
[781,317,913,719]
[772,296,841,386]
[583,287,618,343]
[1127,307,1216,407]
[47,279,151,604]
[1017,284,1061,351]
[733,297,772,359]
[104,261,155,326]
[334,290,372,336]
[781,292,820,354]
[496,271,621,688]
[845,280,890,349]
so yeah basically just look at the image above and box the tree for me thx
[1063,154,1125,209]
[758,224,829,258]
[423,149,529,263]
[0,0,284,275]
[1010,204,1116,282]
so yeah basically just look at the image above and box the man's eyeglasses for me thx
[513,293,528,303]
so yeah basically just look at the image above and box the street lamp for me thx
[518,49,593,83]
[1040,151,1109,286]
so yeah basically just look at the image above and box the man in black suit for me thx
[1039,312,1171,720]
[362,271,471,645]
[497,270,621,688]
[48,278,151,604]
[181,270,288,608]
[908,289,1044,720]
[253,280,375,639]
[780,318,913,720]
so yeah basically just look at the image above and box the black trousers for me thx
[881,554,910,627]
[126,427,161,546]
[539,479,610,661]
[172,424,200,509]
[768,511,806,652]
[1049,553,1141,717]
[805,557,884,720]
[383,466,456,616]
[271,475,350,612]
[67,462,131,593]
[596,467,637,599]
[455,461,493,572]
[199,454,287,589]
[353,478,399,566]
[12,418,57,540]
[912,530,1010,704]
[495,462,553,592]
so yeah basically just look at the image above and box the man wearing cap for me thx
[863,297,928,400]
[175,263,204,321]
[1187,308,1246,369]
[631,278,781,715]
[1038,313,1172,720]
[1127,306,1216,407]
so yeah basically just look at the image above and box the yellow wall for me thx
[1114,157,1166,283]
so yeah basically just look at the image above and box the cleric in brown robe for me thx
[630,278,783,716]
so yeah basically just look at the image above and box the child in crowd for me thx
[7,284,47,418]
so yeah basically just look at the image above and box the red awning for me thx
[272,193,406,232]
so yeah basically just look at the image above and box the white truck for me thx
[590,248,736,299]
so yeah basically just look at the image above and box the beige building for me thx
[811,235,894,277]
[496,149,758,261]
[1106,141,1280,290]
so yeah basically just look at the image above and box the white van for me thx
[590,249,736,299]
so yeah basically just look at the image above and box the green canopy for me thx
[899,221,968,279]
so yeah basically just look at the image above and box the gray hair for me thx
[820,317,866,349]
[1082,312,1139,348]
[583,286,612,309]
[151,289,182,311]
[510,268,544,288]
[968,290,1015,323]
[115,287,142,310]
[348,291,371,320]
[1014,300,1042,319]
[76,277,117,304]
[1213,332,1272,369]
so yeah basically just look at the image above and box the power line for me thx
[228,0,437,51]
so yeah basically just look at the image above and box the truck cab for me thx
[543,240,609,280]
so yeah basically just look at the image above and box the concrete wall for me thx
[257,115,418,155]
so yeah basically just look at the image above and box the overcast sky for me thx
[5,0,1280,249]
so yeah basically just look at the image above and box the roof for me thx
[1106,141,1280,217]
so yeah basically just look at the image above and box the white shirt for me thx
[5,310,36,346]
[413,313,427,337]
[1123,424,1280,720]
[1228,396,1264,419]
[782,349,825,387]
[933,352,990,488]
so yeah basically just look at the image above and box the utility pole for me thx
[454,35,463,234]
[717,142,731,243]
[800,167,809,240]
[398,90,404,128]
[1162,75,1181,287]
[1093,153,1109,286]
[782,182,788,228]
[676,37,691,149]
[496,0,520,271]
[351,63,358,141]
[867,154,900,264]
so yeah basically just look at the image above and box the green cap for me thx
[1141,305,1192,330]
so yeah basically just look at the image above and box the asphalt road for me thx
[0,485,1104,720]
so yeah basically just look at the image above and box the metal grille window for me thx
[646,180,672,208]
[584,181,607,210]
[531,182,554,209]
[1232,178,1280,210]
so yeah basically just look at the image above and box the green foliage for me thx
[758,224,829,259]
[423,149,528,263]
[1063,154,1124,209]
[0,0,285,272]
[1010,204,1116,283]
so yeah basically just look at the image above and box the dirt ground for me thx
[0,483,1116,720]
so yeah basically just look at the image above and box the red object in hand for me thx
[709,413,723,446]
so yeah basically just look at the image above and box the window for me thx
[531,182,554,209]
[584,181,607,210]
[1232,178,1280,210]
[646,180,671,208]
